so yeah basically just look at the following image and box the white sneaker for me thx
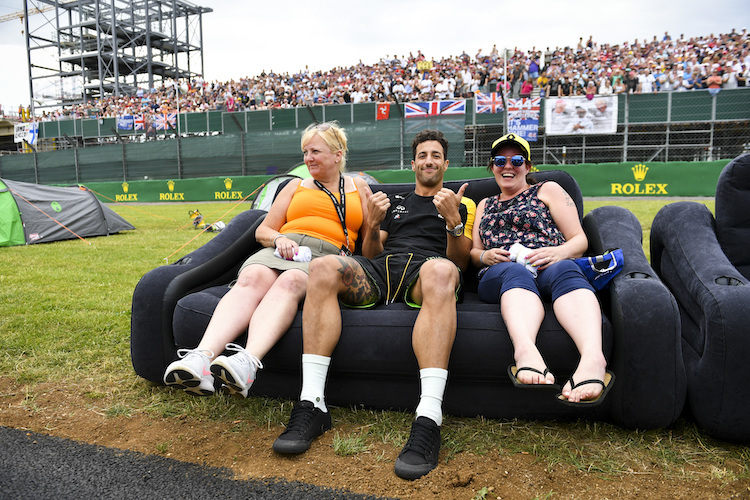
[210,343,263,398]
[163,348,215,396]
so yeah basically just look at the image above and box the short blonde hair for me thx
[301,121,348,172]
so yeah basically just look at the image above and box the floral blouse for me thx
[478,181,566,253]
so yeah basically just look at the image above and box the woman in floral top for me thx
[470,134,614,406]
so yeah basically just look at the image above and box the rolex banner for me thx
[83,161,728,203]
[536,160,726,196]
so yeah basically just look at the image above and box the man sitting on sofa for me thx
[273,129,476,480]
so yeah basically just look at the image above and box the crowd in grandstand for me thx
[30,28,750,122]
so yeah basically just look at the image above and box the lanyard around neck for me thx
[313,175,350,252]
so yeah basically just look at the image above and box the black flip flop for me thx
[507,365,560,390]
[557,370,615,407]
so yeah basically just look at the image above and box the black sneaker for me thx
[273,400,331,454]
[394,416,441,480]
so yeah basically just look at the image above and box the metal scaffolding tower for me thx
[23,0,212,112]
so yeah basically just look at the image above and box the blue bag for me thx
[574,248,624,291]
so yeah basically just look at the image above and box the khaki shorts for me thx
[238,233,343,275]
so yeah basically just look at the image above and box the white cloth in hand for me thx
[273,246,312,262]
[508,242,538,277]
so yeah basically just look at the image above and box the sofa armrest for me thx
[583,205,686,429]
[131,209,266,383]
[650,201,750,442]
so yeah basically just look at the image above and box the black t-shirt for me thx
[379,191,468,257]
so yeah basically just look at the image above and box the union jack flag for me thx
[404,100,466,118]
[154,114,168,130]
[166,113,177,129]
[475,92,504,113]
[507,97,541,120]
[134,114,145,130]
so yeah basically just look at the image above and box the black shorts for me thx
[351,252,463,308]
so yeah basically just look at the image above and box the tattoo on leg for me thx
[335,257,378,305]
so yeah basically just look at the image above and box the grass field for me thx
[3,197,748,489]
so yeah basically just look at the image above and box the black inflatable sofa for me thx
[651,154,750,443]
[131,171,686,430]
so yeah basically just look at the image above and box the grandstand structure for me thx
[22,0,211,113]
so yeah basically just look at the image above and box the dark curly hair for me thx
[411,129,448,160]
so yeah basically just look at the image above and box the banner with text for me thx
[507,97,541,142]
[13,122,39,144]
[545,95,617,135]
[83,161,728,204]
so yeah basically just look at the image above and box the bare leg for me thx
[408,259,460,369]
[196,264,278,359]
[302,255,376,356]
[501,288,556,385]
[406,259,457,426]
[244,269,308,359]
[553,289,608,402]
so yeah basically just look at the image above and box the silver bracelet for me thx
[480,250,487,266]
[272,234,285,248]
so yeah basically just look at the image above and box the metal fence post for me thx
[710,93,717,159]
[400,114,405,169]
[665,92,672,161]
[622,93,629,163]
[62,134,80,183]
[176,134,183,179]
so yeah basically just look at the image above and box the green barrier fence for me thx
[35,90,750,140]
[82,159,729,204]
[6,90,748,187]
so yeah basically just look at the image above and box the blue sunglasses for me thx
[492,155,526,168]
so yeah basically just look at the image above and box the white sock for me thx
[414,368,448,427]
[299,354,330,413]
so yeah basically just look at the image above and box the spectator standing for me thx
[537,71,549,97]
[706,67,723,95]
[520,78,534,98]
[511,62,526,98]
[598,76,614,94]
[637,68,657,93]
[528,54,540,80]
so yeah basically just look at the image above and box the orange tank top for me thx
[280,181,363,252]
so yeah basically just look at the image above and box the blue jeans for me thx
[477,259,594,304]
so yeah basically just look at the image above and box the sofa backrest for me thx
[715,153,750,279]
[372,170,584,221]
[271,170,584,259]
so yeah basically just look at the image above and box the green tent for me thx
[0,180,24,246]
[0,178,134,247]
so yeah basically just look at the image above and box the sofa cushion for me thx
[173,285,614,420]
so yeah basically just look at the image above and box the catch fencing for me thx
[1,89,749,185]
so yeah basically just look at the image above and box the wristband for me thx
[272,234,285,248]
[480,250,487,266]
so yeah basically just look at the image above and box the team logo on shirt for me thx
[393,204,408,220]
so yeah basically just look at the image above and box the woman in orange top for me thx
[164,121,371,397]
[706,67,723,96]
